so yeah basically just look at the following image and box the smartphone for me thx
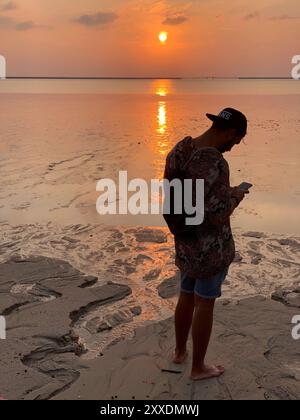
[239,182,253,191]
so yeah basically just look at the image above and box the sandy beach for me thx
[1,223,300,400]
[57,296,300,401]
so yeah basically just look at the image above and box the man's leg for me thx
[173,291,195,364]
[190,295,224,380]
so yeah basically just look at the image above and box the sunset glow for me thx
[156,88,167,97]
[152,80,172,97]
[0,0,299,77]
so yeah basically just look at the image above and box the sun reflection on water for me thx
[155,81,171,155]
[156,88,167,97]
[157,101,167,137]
[150,80,174,179]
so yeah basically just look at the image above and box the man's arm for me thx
[206,183,247,225]
[188,149,245,224]
[188,149,247,226]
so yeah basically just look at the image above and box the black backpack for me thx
[163,166,197,238]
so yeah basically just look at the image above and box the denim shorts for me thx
[181,267,229,299]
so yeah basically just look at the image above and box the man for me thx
[164,108,249,381]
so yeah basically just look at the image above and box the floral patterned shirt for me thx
[164,136,237,279]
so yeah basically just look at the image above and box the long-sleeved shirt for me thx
[164,136,237,278]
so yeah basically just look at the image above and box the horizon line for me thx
[4,76,295,80]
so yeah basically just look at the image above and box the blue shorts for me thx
[181,267,229,300]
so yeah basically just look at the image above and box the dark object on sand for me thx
[161,369,182,375]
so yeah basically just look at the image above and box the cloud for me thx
[15,21,37,31]
[0,18,47,30]
[75,12,118,27]
[244,11,260,21]
[1,1,17,11]
[0,15,13,25]
[244,12,300,22]
[269,15,300,21]
[162,15,188,26]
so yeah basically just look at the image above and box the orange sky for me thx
[0,0,299,77]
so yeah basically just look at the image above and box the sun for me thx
[158,32,168,44]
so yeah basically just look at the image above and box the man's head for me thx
[206,108,248,153]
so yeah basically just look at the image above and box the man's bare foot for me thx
[190,365,225,381]
[173,350,188,364]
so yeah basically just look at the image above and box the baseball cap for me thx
[206,108,248,136]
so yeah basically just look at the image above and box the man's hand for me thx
[231,186,249,205]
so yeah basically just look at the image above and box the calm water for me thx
[0,79,299,234]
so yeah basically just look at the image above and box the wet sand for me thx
[0,224,300,400]
[0,92,300,234]
[57,296,300,401]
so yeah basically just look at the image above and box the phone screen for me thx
[239,182,253,191]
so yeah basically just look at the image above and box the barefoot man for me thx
[164,108,249,381]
